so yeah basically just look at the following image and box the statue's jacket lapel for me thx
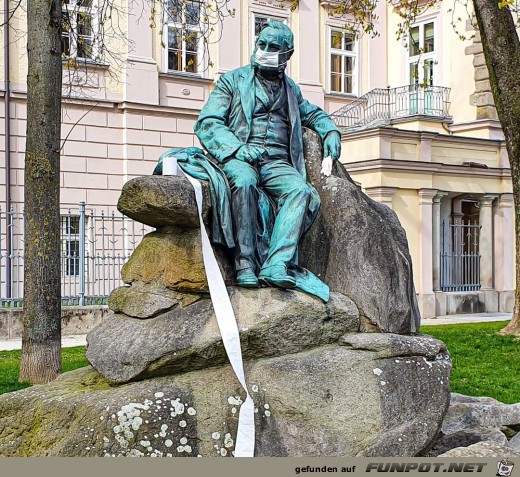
[235,67,306,178]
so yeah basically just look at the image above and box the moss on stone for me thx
[121,227,208,292]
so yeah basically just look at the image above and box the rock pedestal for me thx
[0,333,450,457]
[423,393,520,457]
[0,133,453,457]
[300,129,420,334]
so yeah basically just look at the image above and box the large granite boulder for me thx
[300,129,420,334]
[423,393,520,457]
[87,287,360,384]
[0,331,450,457]
[117,175,210,228]
[441,394,520,434]
[511,432,520,451]
[120,226,224,293]
[439,441,519,457]
[107,225,234,319]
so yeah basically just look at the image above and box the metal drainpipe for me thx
[4,0,11,298]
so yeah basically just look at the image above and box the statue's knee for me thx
[293,182,313,198]
[232,174,258,191]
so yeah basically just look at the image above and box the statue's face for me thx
[252,27,293,75]
[256,28,285,54]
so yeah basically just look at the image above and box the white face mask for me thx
[254,47,293,68]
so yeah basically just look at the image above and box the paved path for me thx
[0,334,87,351]
[0,313,512,351]
[421,312,512,326]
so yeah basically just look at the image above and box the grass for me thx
[0,346,89,395]
[422,320,520,404]
[0,322,518,404]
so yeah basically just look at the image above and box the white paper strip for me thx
[177,170,255,457]
[162,155,178,175]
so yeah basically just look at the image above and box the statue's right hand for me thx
[235,145,266,165]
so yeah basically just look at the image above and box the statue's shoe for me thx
[236,268,259,288]
[258,265,296,289]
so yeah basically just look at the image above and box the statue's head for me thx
[251,21,294,76]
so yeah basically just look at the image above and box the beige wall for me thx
[0,96,202,213]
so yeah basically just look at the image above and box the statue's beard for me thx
[254,63,286,78]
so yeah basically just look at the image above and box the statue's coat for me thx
[194,65,339,180]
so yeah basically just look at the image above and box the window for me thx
[166,0,201,73]
[408,21,436,87]
[61,0,98,60]
[329,29,357,95]
[61,215,80,276]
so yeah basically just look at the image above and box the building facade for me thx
[0,0,514,317]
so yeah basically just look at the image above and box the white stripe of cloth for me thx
[165,161,255,457]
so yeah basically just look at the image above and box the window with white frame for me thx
[166,0,202,73]
[408,20,436,87]
[329,29,357,95]
[61,0,98,60]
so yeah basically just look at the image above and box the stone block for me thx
[465,43,482,55]
[445,292,484,315]
[87,288,360,384]
[499,290,515,313]
[419,293,436,319]
[474,92,495,107]
[434,291,447,317]
[119,226,235,293]
[474,66,490,81]
[473,53,487,67]
[477,105,498,120]
[126,128,161,147]
[475,79,491,93]
[117,175,211,228]
[480,289,499,313]
[143,115,177,133]
[108,281,201,319]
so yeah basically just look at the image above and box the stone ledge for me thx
[0,306,109,340]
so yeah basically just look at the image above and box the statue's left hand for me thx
[323,131,341,161]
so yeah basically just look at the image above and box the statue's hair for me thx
[260,20,294,50]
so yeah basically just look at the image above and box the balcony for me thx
[330,85,451,133]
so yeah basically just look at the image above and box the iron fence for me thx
[0,203,151,307]
[440,220,481,292]
[330,85,451,133]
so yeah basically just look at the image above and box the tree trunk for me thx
[19,0,63,383]
[472,0,520,335]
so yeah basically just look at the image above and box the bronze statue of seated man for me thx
[194,21,341,294]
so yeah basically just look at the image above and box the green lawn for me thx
[422,320,520,404]
[0,322,519,404]
[0,346,89,395]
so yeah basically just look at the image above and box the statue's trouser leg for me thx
[222,159,260,272]
[259,160,313,271]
